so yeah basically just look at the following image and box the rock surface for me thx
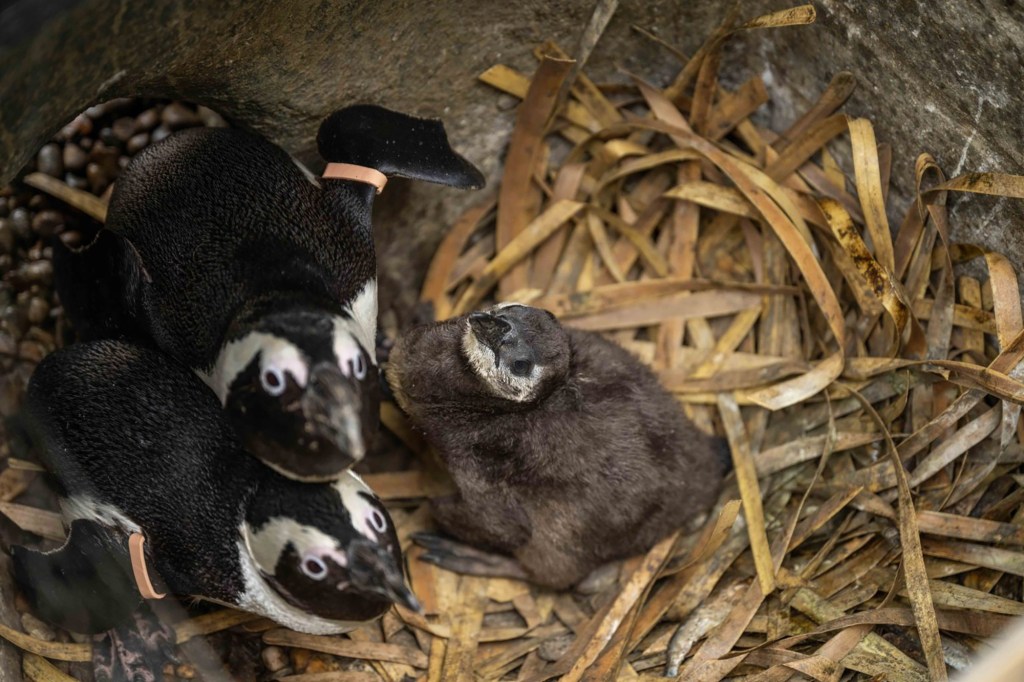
[1,0,1022,317]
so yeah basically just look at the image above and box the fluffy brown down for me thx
[387,308,729,589]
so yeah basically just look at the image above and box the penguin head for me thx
[215,304,380,482]
[243,472,420,619]
[460,303,570,403]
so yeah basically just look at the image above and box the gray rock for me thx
[36,142,63,177]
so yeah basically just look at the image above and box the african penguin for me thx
[387,303,730,589]
[12,339,419,635]
[54,105,484,482]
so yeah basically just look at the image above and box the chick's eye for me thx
[301,556,328,580]
[511,359,533,377]
[368,509,387,533]
[261,367,287,396]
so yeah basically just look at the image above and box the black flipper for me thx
[317,105,485,189]
[53,229,150,343]
[12,519,142,633]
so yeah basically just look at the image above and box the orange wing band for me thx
[323,163,388,194]
[128,533,167,600]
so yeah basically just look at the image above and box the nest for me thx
[4,3,1024,681]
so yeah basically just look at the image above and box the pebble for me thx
[175,664,196,679]
[290,648,311,672]
[57,113,93,141]
[151,124,172,144]
[127,132,150,154]
[26,297,49,325]
[37,144,64,178]
[65,173,89,191]
[0,331,14,356]
[18,340,45,363]
[161,102,200,130]
[99,127,120,147]
[32,210,63,238]
[19,260,54,286]
[112,116,137,142]
[196,105,228,128]
[9,207,31,240]
[136,108,160,131]
[0,220,14,253]
[62,143,88,172]
[60,230,82,248]
[261,646,288,673]
[0,373,24,417]
[21,613,56,641]
[305,657,330,674]
[86,163,109,194]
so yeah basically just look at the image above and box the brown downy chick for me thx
[387,303,730,590]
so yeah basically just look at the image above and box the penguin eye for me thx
[260,366,287,396]
[367,508,387,533]
[510,359,533,377]
[349,354,368,381]
[301,556,328,580]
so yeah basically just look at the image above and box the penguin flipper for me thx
[13,519,142,634]
[317,105,485,190]
[53,229,150,343]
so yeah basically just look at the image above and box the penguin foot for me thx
[412,533,529,581]
[93,602,177,682]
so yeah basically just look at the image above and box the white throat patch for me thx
[201,334,309,404]
[461,322,541,402]
[333,279,378,360]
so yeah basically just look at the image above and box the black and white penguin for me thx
[12,339,419,635]
[387,303,730,589]
[55,105,484,481]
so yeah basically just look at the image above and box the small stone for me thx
[261,646,288,673]
[136,108,160,131]
[86,163,109,194]
[21,260,54,286]
[161,102,199,130]
[0,219,14,253]
[0,331,15,356]
[196,105,228,128]
[305,658,329,674]
[161,663,176,677]
[65,173,88,190]
[63,143,88,171]
[18,340,46,364]
[112,116,137,142]
[60,230,83,248]
[118,155,131,169]
[57,113,93,140]
[290,648,311,672]
[99,127,120,147]
[0,373,24,417]
[0,304,26,338]
[175,664,195,679]
[26,297,49,325]
[37,143,64,177]
[126,132,150,155]
[32,210,64,238]
[79,136,93,150]
[151,125,172,144]
[9,207,31,240]
[28,195,44,209]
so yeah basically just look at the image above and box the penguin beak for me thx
[468,312,512,353]
[302,362,366,465]
[347,539,422,613]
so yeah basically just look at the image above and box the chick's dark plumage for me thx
[388,304,729,589]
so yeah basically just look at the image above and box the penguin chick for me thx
[14,340,418,635]
[387,304,730,590]
[54,105,484,482]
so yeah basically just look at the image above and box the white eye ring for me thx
[260,366,287,396]
[368,508,387,533]
[349,354,367,381]
[301,555,328,580]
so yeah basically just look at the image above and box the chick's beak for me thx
[302,362,366,465]
[348,539,422,613]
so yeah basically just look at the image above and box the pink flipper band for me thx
[323,163,388,194]
[128,533,166,600]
